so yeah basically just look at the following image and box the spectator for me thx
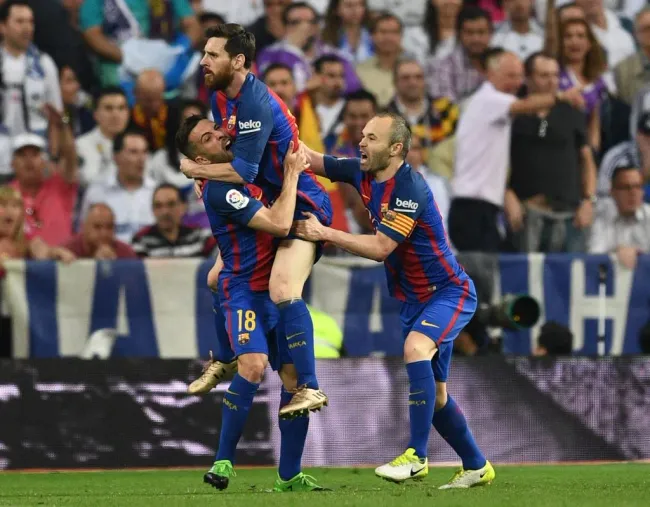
[130,69,180,153]
[262,63,324,152]
[355,12,404,107]
[533,321,574,356]
[8,116,79,246]
[59,65,94,138]
[322,0,374,63]
[80,0,200,87]
[148,99,209,229]
[198,11,226,33]
[256,2,362,94]
[366,0,427,28]
[61,203,138,259]
[385,58,459,164]
[81,130,155,244]
[132,184,216,257]
[202,0,265,27]
[491,0,544,61]
[556,18,608,151]
[425,6,492,102]
[403,0,462,65]
[468,0,506,24]
[76,87,131,185]
[543,1,586,57]
[312,55,347,140]
[575,0,635,68]
[325,89,376,233]
[614,8,650,107]
[245,0,292,54]
[0,0,63,140]
[589,166,650,269]
[597,112,650,197]
[449,50,583,252]
[505,52,597,253]
[405,133,451,227]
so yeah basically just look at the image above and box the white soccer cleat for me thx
[375,448,428,483]
[187,351,237,395]
[438,460,496,489]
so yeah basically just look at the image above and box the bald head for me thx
[487,51,524,95]
[135,69,165,117]
[83,203,116,252]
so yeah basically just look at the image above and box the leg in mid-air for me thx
[432,346,495,489]
[272,363,327,492]
[270,239,328,418]
[188,256,237,394]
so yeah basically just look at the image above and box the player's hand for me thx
[194,179,204,199]
[293,212,325,242]
[95,244,117,260]
[180,158,200,178]
[283,141,309,176]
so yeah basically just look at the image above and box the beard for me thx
[207,150,234,164]
[204,66,235,91]
[366,150,391,173]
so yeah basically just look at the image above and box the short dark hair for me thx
[180,98,208,118]
[456,6,492,33]
[370,12,402,34]
[94,86,128,110]
[0,0,30,23]
[344,89,378,113]
[313,54,344,73]
[611,165,641,184]
[113,129,148,154]
[262,63,294,82]
[205,24,256,69]
[375,111,411,158]
[282,2,318,26]
[153,183,185,203]
[175,114,204,159]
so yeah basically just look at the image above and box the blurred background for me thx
[0,0,650,471]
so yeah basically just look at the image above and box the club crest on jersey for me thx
[381,203,389,214]
[384,210,397,221]
[238,333,250,345]
[226,189,250,210]
[227,115,236,130]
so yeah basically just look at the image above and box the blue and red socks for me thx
[214,373,259,462]
[433,395,486,470]
[212,291,235,363]
[277,299,318,390]
[278,387,310,480]
[406,360,436,458]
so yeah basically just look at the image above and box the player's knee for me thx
[237,353,268,383]
[279,364,298,391]
[435,382,448,410]
[403,333,437,363]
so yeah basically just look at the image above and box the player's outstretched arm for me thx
[181,159,246,184]
[301,142,327,177]
[247,142,307,237]
[294,213,398,262]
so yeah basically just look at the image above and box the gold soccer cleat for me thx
[278,387,328,418]
[188,351,237,395]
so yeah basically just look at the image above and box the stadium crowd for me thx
[0,0,650,267]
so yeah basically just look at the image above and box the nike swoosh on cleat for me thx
[480,471,487,478]
[410,466,425,477]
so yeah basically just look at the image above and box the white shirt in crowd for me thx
[417,165,451,227]
[316,99,345,138]
[81,175,156,244]
[589,198,650,253]
[402,27,455,66]
[75,127,117,185]
[452,81,516,207]
[535,0,646,24]
[591,9,636,68]
[199,0,264,26]
[1,47,62,137]
[491,20,544,61]
[367,0,427,27]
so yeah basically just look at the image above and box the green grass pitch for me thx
[1,464,649,507]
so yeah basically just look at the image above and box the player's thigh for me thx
[269,239,317,301]
[404,330,439,363]
[222,292,271,360]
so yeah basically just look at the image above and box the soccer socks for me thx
[214,373,259,463]
[433,395,486,470]
[406,360,436,458]
[278,387,310,480]
[212,291,235,363]
[277,299,318,390]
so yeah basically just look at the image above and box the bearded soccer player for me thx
[177,117,326,492]
[182,24,331,417]
[294,112,496,489]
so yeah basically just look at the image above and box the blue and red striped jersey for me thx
[324,156,469,303]
[211,72,328,213]
[202,181,275,296]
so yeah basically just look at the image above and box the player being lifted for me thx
[182,24,331,417]
[294,112,496,489]
[177,118,327,492]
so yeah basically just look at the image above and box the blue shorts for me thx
[287,191,333,264]
[400,279,477,382]
[220,289,291,371]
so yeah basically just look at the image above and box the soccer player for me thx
[176,116,326,492]
[180,24,331,417]
[293,112,496,489]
